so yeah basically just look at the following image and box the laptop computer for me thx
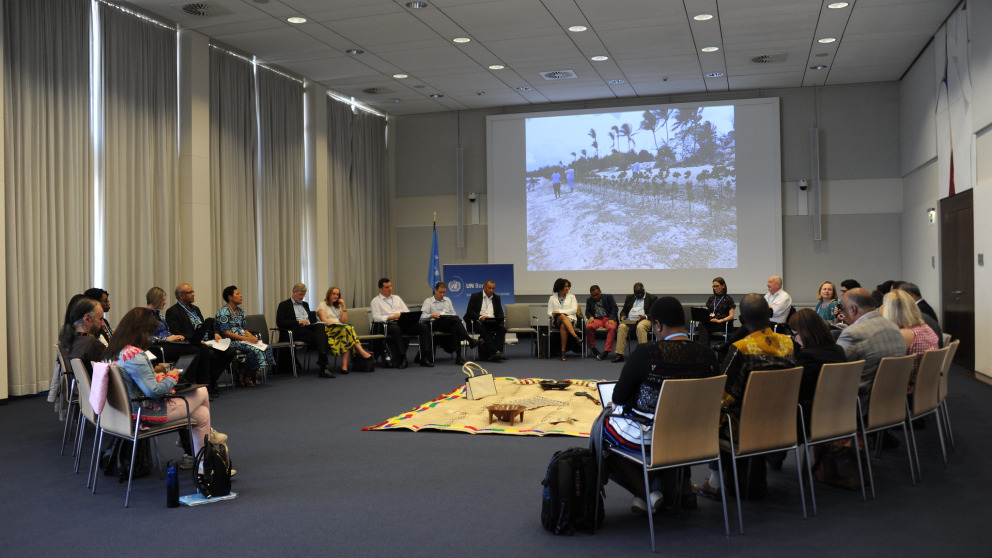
[170,353,199,390]
[395,311,423,336]
[596,381,617,408]
[690,306,711,323]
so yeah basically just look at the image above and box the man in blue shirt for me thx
[419,281,479,367]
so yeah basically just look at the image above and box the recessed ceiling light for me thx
[590,55,609,62]
[693,14,713,21]
[568,25,587,32]
[705,72,724,78]
[488,64,505,70]
[810,64,828,70]
[818,37,837,44]
[701,46,720,53]
[406,1,428,8]
[392,73,409,79]
[390,98,401,103]
[517,86,533,91]
[827,2,849,8]
[430,93,444,98]
[452,37,471,44]
[607,79,625,84]
[286,16,306,24]
[346,48,364,55]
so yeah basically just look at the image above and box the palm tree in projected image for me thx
[639,109,664,153]
[619,123,636,153]
[671,107,703,162]
[588,128,599,159]
[610,124,620,153]
[571,151,577,163]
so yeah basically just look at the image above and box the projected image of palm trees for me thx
[525,106,736,271]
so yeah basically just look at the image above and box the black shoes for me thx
[589,347,600,358]
[611,354,625,363]
[489,351,505,362]
[455,355,467,366]
[596,351,610,361]
[468,338,480,349]
[421,360,434,367]
[398,358,408,370]
[319,368,337,379]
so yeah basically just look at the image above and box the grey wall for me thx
[389,83,904,308]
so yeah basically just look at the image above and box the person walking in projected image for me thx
[551,170,562,199]
[566,167,575,192]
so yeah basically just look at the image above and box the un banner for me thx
[443,264,514,318]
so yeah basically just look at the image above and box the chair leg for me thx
[73,418,87,474]
[902,422,919,485]
[716,458,730,537]
[730,454,744,535]
[851,434,867,502]
[940,401,955,451]
[794,449,808,519]
[124,435,141,508]
[86,417,102,489]
[803,442,817,516]
[92,431,105,494]
[934,412,949,468]
[637,437,656,552]
[860,431,877,500]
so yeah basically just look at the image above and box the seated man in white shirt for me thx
[419,281,479,367]
[370,277,411,369]
[765,275,793,324]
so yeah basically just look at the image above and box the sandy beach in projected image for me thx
[525,167,737,271]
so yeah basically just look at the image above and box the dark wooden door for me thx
[940,189,974,370]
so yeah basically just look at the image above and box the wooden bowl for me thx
[539,380,572,390]
[487,404,526,425]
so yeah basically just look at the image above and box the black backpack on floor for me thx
[194,437,232,498]
[541,447,605,535]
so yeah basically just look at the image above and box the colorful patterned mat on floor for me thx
[362,377,604,437]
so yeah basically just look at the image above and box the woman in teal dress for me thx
[215,285,274,386]
[814,281,840,323]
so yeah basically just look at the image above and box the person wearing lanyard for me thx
[166,283,236,399]
[705,277,736,337]
[418,282,479,367]
[370,277,411,369]
[547,278,580,361]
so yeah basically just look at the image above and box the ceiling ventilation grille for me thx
[540,70,578,80]
[750,53,787,64]
[362,87,395,95]
[177,3,229,17]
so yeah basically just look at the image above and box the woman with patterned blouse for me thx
[215,285,274,387]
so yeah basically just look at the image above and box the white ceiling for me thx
[123,0,960,116]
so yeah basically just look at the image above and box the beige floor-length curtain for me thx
[257,67,305,320]
[327,99,388,308]
[99,4,178,313]
[209,48,258,311]
[3,0,92,395]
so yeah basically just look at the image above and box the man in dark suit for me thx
[584,285,618,360]
[165,283,236,398]
[612,282,657,363]
[463,279,507,362]
[276,283,330,376]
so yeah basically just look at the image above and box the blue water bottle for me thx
[166,459,180,507]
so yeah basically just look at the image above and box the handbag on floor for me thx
[462,361,497,400]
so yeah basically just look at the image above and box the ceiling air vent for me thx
[176,3,229,17]
[750,53,787,64]
[362,87,395,95]
[540,70,578,80]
